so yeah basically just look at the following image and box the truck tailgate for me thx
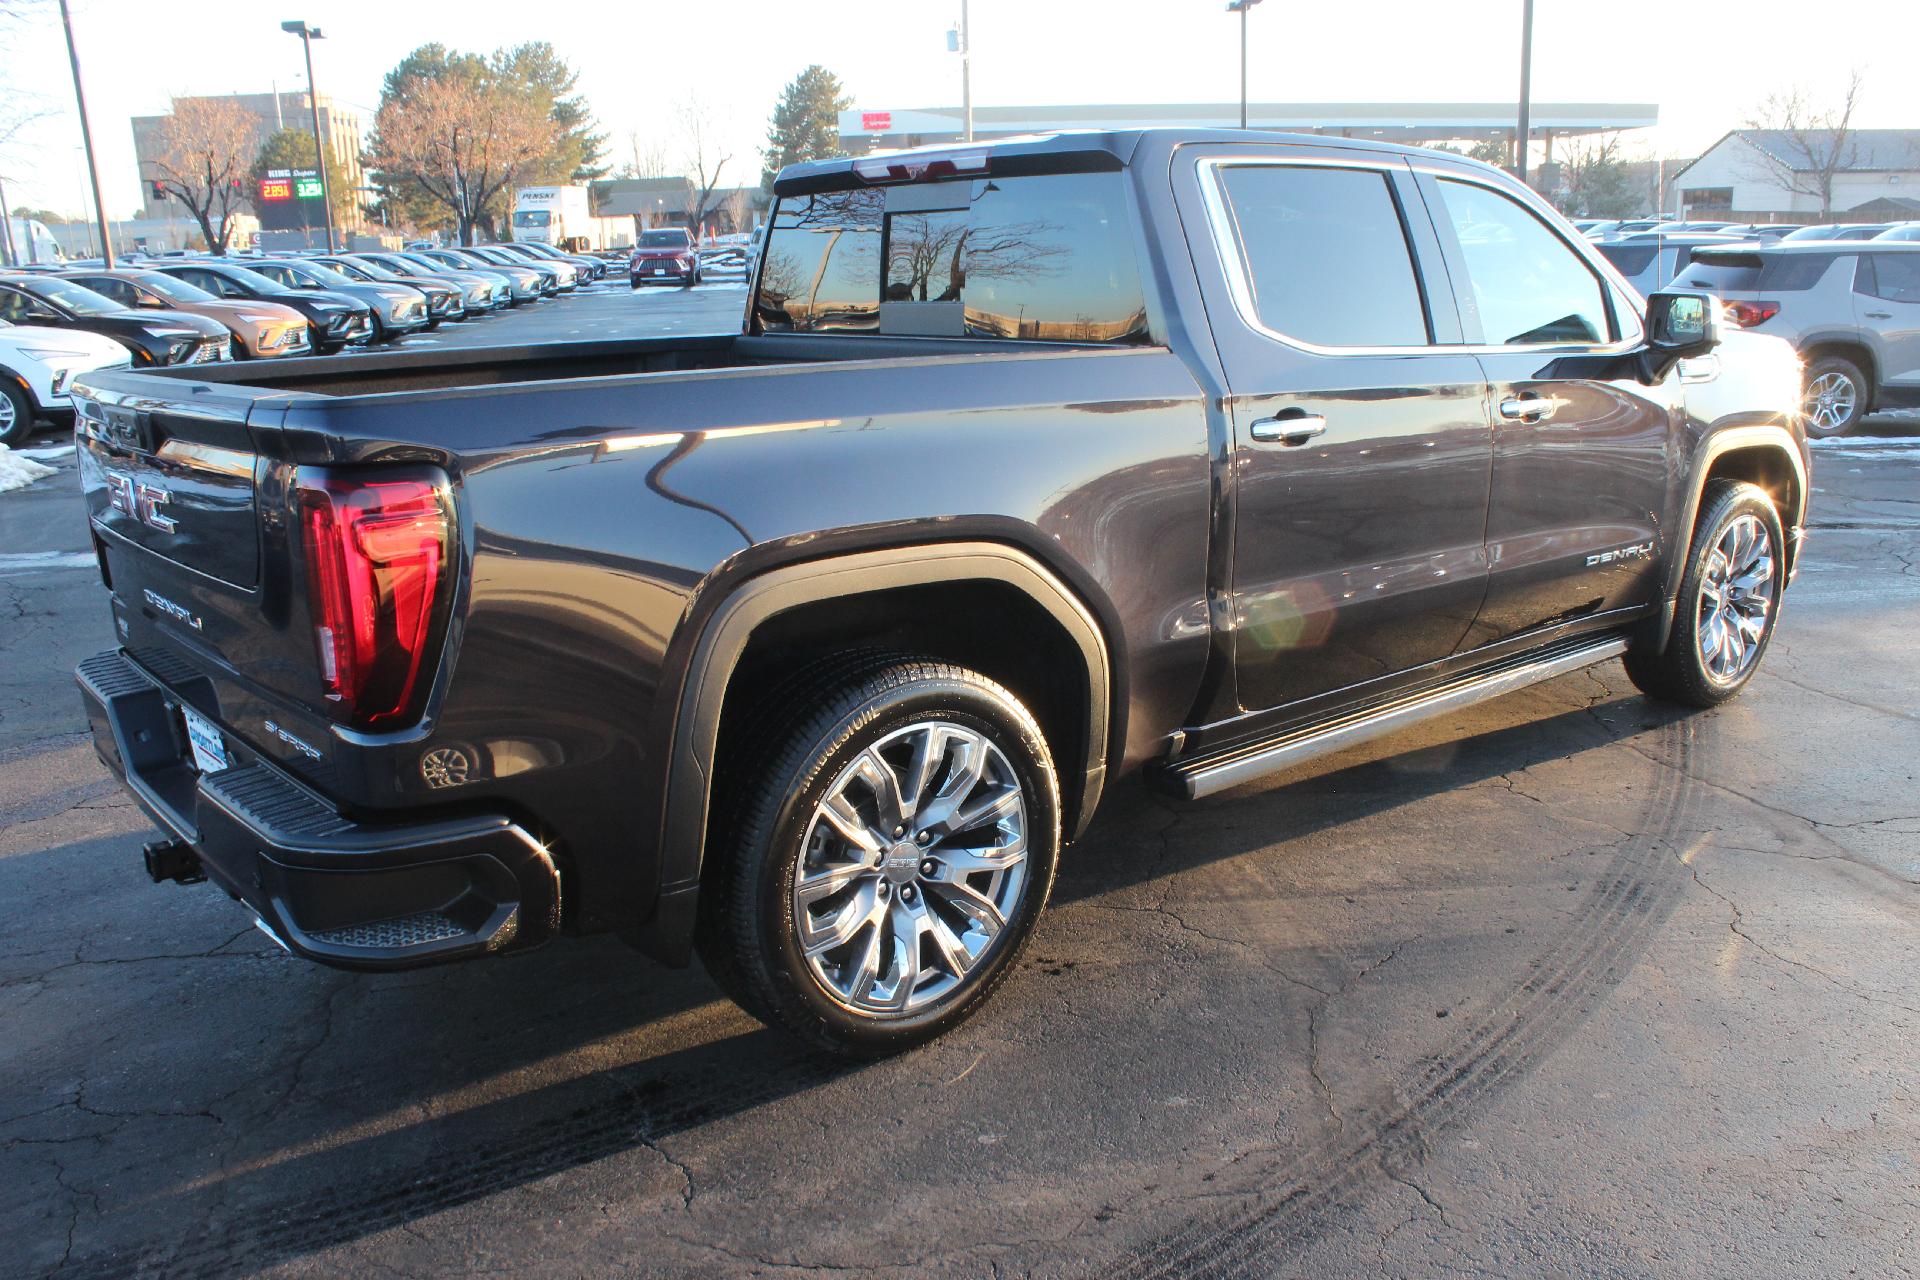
[75,382,266,589]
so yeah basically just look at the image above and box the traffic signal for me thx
[150,180,168,203]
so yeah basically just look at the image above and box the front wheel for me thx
[0,378,33,447]
[1624,479,1785,708]
[697,659,1060,1056]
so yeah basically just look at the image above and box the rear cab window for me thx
[753,170,1149,344]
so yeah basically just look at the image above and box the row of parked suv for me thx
[0,241,612,445]
[1570,219,1920,436]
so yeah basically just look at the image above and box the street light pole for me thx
[282,21,337,253]
[961,0,972,143]
[58,0,114,266]
[947,4,973,143]
[1227,0,1264,130]
[1516,0,1534,182]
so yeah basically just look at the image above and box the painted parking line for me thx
[0,551,97,575]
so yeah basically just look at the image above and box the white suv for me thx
[0,320,132,447]
[1676,242,1920,436]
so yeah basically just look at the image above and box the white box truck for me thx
[511,187,622,252]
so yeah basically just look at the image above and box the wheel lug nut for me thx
[920,860,936,876]
[901,885,915,901]
[893,826,905,838]
[916,830,932,843]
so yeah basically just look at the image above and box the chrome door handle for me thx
[1248,414,1327,445]
[1498,395,1565,421]
[1864,311,1893,320]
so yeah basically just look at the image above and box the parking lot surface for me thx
[3,286,1916,1278]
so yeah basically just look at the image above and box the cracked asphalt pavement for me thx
[3,299,1916,1278]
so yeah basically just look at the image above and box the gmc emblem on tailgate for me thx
[105,471,178,534]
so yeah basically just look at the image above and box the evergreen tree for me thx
[762,66,852,190]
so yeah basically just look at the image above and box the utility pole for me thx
[1516,0,1534,182]
[282,21,337,253]
[58,0,114,266]
[1227,0,1264,130]
[962,0,972,143]
[948,3,973,142]
[0,172,16,268]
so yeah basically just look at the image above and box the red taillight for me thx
[297,473,449,728]
[1725,300,1780,328]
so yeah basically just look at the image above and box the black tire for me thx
[0,378,34,448]
[1624,479,1786,708]
[698,658,1060,1056]
[1800,353,1869,438]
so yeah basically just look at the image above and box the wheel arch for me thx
[639,541,1115,965]
[1653,424,1807,652]
[1799,335,1878,410]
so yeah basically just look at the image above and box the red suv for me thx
[628,228,701,288]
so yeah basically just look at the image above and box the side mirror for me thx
[26,307,60,323]
[1639,290,1722,382]
[138,295,168,308]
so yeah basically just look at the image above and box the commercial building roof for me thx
[838,101,1657,151]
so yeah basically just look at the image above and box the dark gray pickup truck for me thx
[70,130,1808,1054]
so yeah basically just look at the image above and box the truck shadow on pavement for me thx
[44,690,1692,1278]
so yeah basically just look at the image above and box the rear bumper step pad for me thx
[76,649,560,971]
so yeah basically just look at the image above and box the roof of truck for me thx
[771,128,1498,196]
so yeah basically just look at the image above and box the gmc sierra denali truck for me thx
[69,131,1808,1055]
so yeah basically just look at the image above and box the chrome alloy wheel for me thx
[791,721,1029,1017]
[0,393,14,433]
[1802,371,1857,434]
[1696,512,1775,683]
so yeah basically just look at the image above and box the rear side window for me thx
[1213,165,1429,347]
[1437,178,1610,345]
[755,172,1149,343]
[1856,254,1920,303]
[1597,244,1658,277]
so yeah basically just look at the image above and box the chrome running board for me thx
[1162,636,1630,800]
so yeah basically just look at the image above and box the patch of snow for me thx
[0,445,57,494]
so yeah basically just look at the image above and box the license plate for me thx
[652,267,667,275]
[181,705,228,775]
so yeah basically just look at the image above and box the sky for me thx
[2,0,1916,220]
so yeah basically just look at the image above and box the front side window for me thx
[1438,178,1611,345]
[1213,164,1430,347]
[22,278,122,316]
[70,276,137,306]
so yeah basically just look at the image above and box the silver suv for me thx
[1676,242,1920,436]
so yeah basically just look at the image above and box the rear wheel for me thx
[697,659,1059,1056]
[1624,479,1785,708]
[1801,354,1868,438]
[0,379,34,448]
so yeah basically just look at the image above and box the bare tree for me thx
[1552,134,1634,218]
[368,75,550,244]
[677,105,731,245]
[1741,71,1866,220]
[618,132,671,179]
[720,187,749,235]
[147,96,261,253]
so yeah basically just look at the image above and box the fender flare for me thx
[1655,422,1808,647]
[640,542,1113,963]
